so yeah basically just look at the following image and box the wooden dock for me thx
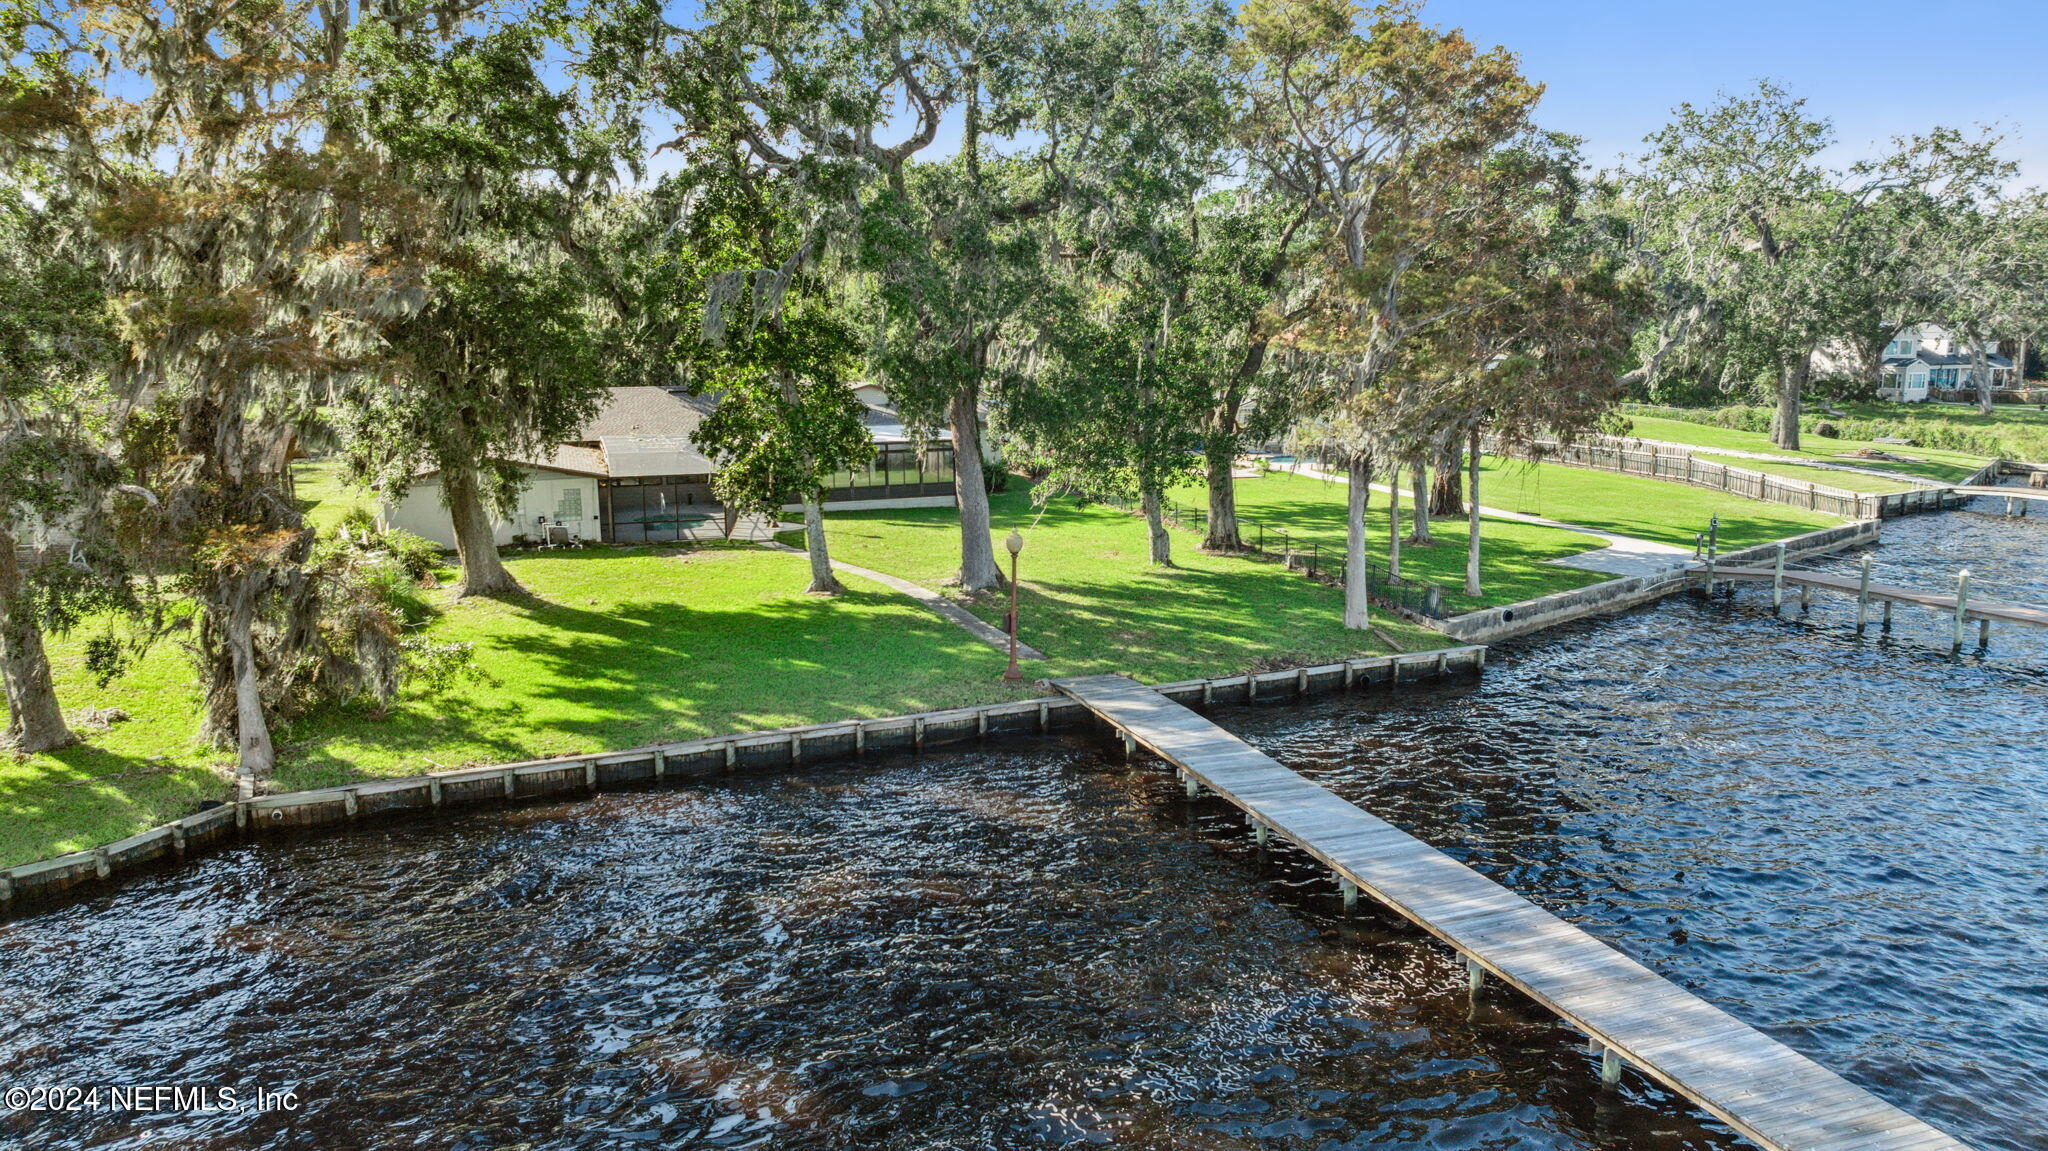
[1699,563,2048,630]
[1945,485,2048,510]
[1053,673,1972,1151]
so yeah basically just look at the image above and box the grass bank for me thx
[1475,456,1845,548]
[5,475,1471,868]
[1620,406,2018,480]
[3,547,1028,867]
[1167,470,1612,609]
[803,479,1454,677]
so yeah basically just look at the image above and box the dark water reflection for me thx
[0,510,2041,1150]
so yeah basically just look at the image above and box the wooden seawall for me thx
[1053,673,1972,1151]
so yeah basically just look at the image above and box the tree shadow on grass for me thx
[0,743,228,866]
[278,578,1012,789]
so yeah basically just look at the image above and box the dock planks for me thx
[1052,672,1972,1151]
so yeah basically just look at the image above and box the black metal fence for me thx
[1130,493,1453,619]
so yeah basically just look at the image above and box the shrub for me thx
[980,458,1009,494]
[380,529,445,582]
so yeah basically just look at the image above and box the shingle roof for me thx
[577,387,718,440]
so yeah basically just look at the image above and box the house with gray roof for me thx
[1878,324,2015,402]
[379,386,958,549]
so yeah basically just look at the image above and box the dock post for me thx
[1465,955,1485,994]
[1339,878,1358,915]
[1254,822,1270,848]
[1121,732,1135,760]
[1184,772,1200,799]
[654,750,667,780]
[1953,569,1971,654]
[1704,542,1717,596]
[1772,543,1785,610]
[1856,556,1872,632]
[1599,1045,1623,1086]
[1800,582,1811,611]
[1980,617,1991,648]
[1883,599,1893,630]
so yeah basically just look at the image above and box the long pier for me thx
[1944,485,2048,513]
[1695,555,2048,648]
[1053,673,1972,1151]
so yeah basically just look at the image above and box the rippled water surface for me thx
[1,504,2042,1151]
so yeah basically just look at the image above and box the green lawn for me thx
[1476,456,1844,548]
[1690,453,1914,494]
[1171,471,1613,610]
[1619,413,1992,485]
[5,479,1481,867]
[808,481,1453,683]
[2,547,1034,866]
[294,458,377,531]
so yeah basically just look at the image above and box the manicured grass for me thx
[807,480,1456,685]
[1476,456,1844,548]
[1690,453,1914,494]
[294,458,377,531]
[1171,470,1613,610]
[2,547,1026,866]
[1619,413,1992,485]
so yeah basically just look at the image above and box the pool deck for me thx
[1052,672,1974,1151]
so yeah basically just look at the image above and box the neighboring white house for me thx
[1878,323,2015,402]
[379,386,959,549]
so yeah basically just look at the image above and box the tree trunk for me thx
[1141,482,1172,566]
[443,464,522,598]
[799,496,845,594]
[1407,463,1432,544]
[1202,426,1241,551]
[1973,338,1995,415]
[1771,349,1810,450]
[0,533,74,753]
[1465,429,1482,597]
[224,576,276,780]
[1432,439,1464,519]
[1342,456,1372,630]
[1386,469,1402,582]
[949,377,1002,592]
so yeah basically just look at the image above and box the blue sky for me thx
[1421,0,2048,182]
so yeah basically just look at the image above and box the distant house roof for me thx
[1883,350,2013,371]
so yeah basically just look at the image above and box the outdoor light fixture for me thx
[1003,530,1025,681]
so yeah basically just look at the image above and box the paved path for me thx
[1053,673,1975,1151]
[761,542,1045,660]
[1284,463,1692,578]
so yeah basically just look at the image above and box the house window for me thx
[556,487,583,522]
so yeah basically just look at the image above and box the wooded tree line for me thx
[1,0,2038,777]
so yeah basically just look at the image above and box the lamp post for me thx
[1003,529,1024,682]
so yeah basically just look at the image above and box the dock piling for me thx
[1954,569,1971,653]
[1856,556,1872,633]
[1466,955,1485,994]
[1772,543,1786,610]
[1339,877,1358,915]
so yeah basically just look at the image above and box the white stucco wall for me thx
[380,469,603,549]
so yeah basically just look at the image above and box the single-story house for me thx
[380,386,959,549]
[1878,324,2014,402]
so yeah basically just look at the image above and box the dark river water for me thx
[1,501,2042,1151]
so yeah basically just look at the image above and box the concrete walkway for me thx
[1285,463,1692,578]
[761,542,1046,660]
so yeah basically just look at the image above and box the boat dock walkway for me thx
[1697,561,2048,635]
[1052,672,1972,1151]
